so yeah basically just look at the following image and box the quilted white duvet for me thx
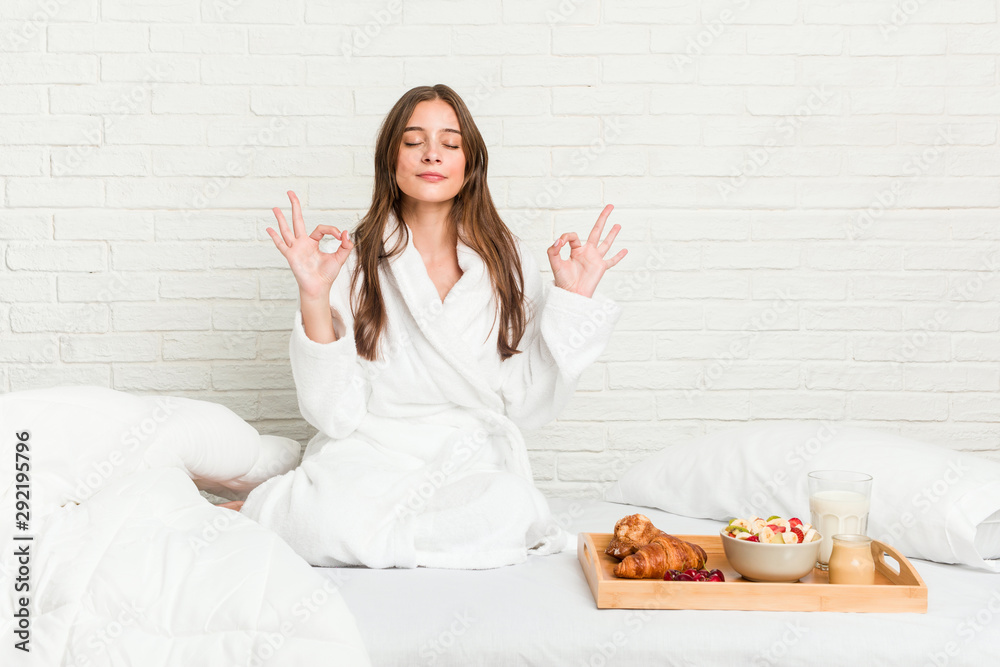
[0,385,371,666]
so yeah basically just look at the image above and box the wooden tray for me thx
[578,533,927,613]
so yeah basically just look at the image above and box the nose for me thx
[421,146,442,163]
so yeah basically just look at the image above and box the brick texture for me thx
[3,3,999,494]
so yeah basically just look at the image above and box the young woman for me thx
[229,84,627,569]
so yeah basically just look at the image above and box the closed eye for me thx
[405,142,460,149]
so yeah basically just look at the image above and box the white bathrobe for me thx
[241,212,622,569]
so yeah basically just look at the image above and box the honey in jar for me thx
[828,534,875,585]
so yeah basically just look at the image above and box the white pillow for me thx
[604,421,1000,572]
[0,385,300,518]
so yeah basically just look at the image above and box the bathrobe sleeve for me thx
[288,254,370,439]
[498,240,623,432]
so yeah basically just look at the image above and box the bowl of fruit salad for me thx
[720,515,822,583]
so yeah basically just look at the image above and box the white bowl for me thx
[720,529,822,583]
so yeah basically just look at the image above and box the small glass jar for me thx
[828,534,875,585]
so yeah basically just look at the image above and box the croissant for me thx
[613,533,708,579]
[605,514,663,559]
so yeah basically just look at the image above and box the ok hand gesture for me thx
[547,204,627,298]
[266,191,354,299]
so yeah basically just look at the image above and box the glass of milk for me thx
[807,470,873,570]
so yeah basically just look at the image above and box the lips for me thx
[418,173,445,181]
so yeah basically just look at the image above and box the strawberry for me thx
[790,527,805,543]
[747,535,760,542]
[789,517,802,528]
[767,524,786,533]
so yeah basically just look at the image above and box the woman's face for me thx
[395,99,466,206]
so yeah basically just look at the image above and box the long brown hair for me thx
[349,84,527,363]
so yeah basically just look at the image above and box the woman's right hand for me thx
[266,190,354,299]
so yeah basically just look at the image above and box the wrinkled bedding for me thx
[0,386,370,666]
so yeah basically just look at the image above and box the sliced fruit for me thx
[767,515,781,521]
[790,527,805,543]
[747,535,759,542]
[789,517,802,528]
[781,532,798,544]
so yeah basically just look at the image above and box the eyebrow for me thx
[403,126,462,136]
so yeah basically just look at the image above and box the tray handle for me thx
[872,540,921,587]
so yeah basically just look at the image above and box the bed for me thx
[329,497,1000,666]
[3,387,998,666]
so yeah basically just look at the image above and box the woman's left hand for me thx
[547,204,628,298]
[217,500,244,512]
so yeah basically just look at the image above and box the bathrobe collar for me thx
[382,210,534,481]
[383,210,499,410]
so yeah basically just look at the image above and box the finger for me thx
[546,245,566,274]
[547,238,568,266]
[597,224,621,256]
[559,232,582,250]
[273,207,293,246]
[288,190,305,238]
[265,227,290,258]
[587,204,614,246]
[605,247,628,269]
[334,230,354,263]
[308,224,342,243]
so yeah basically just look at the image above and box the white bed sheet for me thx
[320,498,1000,667]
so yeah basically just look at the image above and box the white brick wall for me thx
[2,0,999,498]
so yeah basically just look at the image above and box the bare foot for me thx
[217,500,244,512]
